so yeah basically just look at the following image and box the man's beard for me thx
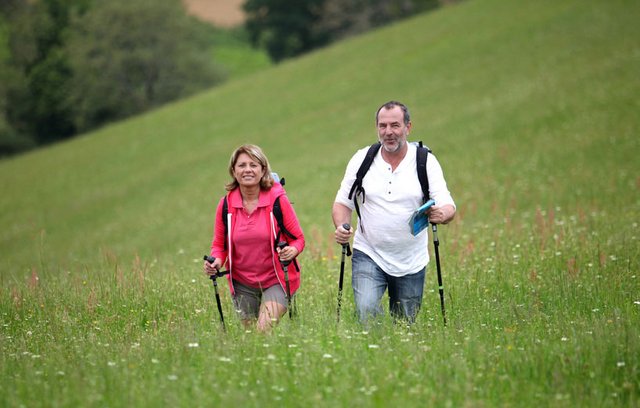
[381,138,405,153]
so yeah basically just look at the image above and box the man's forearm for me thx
[332,202,353,228]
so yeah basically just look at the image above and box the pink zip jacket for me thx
[209,182,305,296]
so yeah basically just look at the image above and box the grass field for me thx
[1,0,639,406]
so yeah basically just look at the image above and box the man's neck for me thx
[381,144,408,171]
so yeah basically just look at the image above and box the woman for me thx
[204,144,305,332]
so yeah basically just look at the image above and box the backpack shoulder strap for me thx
[348,143,381,232]
[273,195,297,241]
[272,195,301,272]
[416,141,431,203]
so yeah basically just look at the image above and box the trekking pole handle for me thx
[341,223,352,256]
[277,241,291,266]
[203,255,230,277]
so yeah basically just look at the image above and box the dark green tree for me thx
[2,0,89,150]
[64,0,225,132]
[244,0,446,62]
[244,0,327,62]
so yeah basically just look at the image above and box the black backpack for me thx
[347,141,431,232]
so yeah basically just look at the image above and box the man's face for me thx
[377,106,411,154]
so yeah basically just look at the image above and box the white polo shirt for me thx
[335,142,455,276]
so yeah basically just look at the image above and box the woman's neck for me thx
[240,185,260,202]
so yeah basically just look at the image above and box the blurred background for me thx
[0,0,453,157]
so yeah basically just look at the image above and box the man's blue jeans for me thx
[351,249,425,323]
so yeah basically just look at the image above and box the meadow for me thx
[1,0,639,406]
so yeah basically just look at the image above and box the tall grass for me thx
[1,0,639,406]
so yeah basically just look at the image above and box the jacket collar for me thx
[228,187,271,209]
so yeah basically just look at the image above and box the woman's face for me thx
[233,152,264,188]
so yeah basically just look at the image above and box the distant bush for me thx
[0,0,227,157]
[64,0,226,132]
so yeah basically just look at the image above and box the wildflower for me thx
[617,361,625,368]
[168,375,178,381]
[561,337,568,342]
[368,344,380,349]
[151,358,159,364]
[267,354,276,360]
[108,361,116,367]
[359,385,378,395]
[322,354,333,359]
[218,357,232,362]
[288,344,298,348]
[188,343,199,348]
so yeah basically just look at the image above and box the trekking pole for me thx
[203,255,230,331]
[431,225,447,326]
[336,223,352,323]
[277,242,293,319]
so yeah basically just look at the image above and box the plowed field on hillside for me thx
[183,0,245,27]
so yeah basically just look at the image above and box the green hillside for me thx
[1,0,639,406]
[1,0,636,276]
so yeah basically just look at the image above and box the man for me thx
[333,101,456,323]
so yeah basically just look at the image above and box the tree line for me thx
[244,0,449,62]
[1,0,452,157]
[0,0,225,156]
